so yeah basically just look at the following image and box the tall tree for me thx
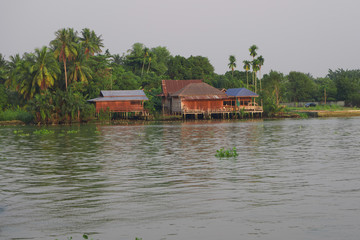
[68,46,93,84]
[257,55,264,91]
[31,46,60,91]
[251,59,260,93]
[50,28,78,90]
[80,28,104,58]
[228,55,236,77]
[243,60,251,88]
[141,47,149,76]
[249,45,258,60]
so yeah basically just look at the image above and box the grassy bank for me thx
[0,109,34,124]
[285,105,360,118]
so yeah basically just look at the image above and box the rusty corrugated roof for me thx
[170,82,229,100]
[161,79,203,96]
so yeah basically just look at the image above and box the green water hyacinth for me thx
[215,147,239,158]
[33,129,54,135]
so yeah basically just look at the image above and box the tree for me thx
[141,47,149,76]
[68,45,92,84]
[31,47,60,91]
[249,45,258,60]
[287,71,317,102]
[257,55,264,91]
[243,60,251,88]
[79,28,104,58]
[251,59,260,93]
[50,28,78,90]
[228,55,236,77]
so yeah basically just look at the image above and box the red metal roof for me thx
[161,80,203,96]
[171,82,229,100]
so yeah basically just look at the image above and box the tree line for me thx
[0,28,360,123]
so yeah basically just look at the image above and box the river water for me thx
[1,117,360,240]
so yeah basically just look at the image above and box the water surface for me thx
[1,118,360,240]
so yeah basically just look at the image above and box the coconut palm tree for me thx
[68,46,92,84]
[257,55,264,91]
[141,47,149,76]
[243,60,251,88]
[80,28,104,58]
[228,55,236,77]
[50,28,78,90]
[147,52,153,73]
[31,46,60,91]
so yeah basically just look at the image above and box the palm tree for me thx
[50,28,78,90]
[31,46,60,91]
[5,54,21,89]
[257,55,264,91]
[249,44,258,60]
[18,53,37,100]
[147,52,153,73]
[141,47,149,76]
[251,59,260,93]
[228,55,236,77]
[243,60,251,88]
[80,28,104,58]
[68,46,92,84]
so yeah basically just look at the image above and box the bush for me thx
[0,108,34,123]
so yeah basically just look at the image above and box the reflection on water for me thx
[1,118,360,240]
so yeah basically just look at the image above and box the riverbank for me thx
[293,109,360,118]
[2,109,360,126]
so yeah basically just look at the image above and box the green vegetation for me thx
[215,147,239,158]
[67,130,79,134]
[33,129,54,135]
[0,108,33,123]
[1,29,360,123]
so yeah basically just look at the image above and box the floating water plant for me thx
[215,147,239,158]
[67,130,79,134]
[33,129,54,135]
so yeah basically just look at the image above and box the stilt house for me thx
[225,88,263,112]
[88,90,148,115]
[160,79,203,114]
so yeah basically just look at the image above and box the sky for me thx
[1,0,360,78]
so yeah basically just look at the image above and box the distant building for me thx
[169,82,229,114]
[88,90,148,115]
[160,79,203,114]
[160,80,263,118]
[225,88,262,112]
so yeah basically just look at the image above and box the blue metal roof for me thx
[225,88,258,97]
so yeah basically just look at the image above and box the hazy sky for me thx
[1,0,359,77]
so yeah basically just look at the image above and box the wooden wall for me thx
[95,101,144,113]
[182,99,224,112]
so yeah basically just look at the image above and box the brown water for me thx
[1,118,360,240]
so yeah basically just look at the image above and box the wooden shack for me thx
[225,88,263,113]
[169,82,229,117]
[160,79,203,114]
[88,90,148,115]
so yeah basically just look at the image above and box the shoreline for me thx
[1,110,360,126]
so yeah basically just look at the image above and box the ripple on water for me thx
[1,119,360,240]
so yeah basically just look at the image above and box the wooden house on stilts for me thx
[88,90,149,118]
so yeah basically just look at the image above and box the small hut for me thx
[88,90,148,115]
[169,82,229,115]
[225,88,263,112]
